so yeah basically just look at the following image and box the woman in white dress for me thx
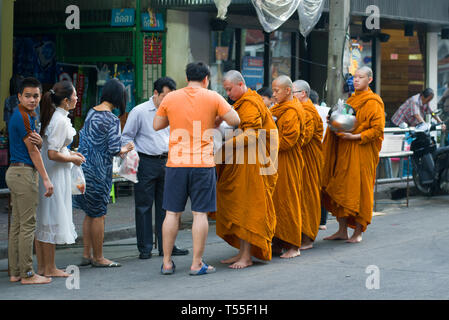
[35,81,85,277]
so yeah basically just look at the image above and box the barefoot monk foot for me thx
[323,231,349,241]
[229,258,253,269]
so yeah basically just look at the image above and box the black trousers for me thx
[320,199,328,226]
[134,156,166,254]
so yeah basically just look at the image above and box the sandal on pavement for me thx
[91,260,121,268]
[161,261,176,275]
[79,257,92,266]
[189,262,216,276]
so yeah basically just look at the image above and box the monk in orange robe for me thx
[322,66,385,243]
[212,70,279,269]
[292,80,323,250]
[270,75,306,259]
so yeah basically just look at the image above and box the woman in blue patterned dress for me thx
[74,79,134,267]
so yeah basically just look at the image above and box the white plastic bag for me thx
[71,165,86,195]
[118,150,140,183]
[298,0,325,38]
[214,0,232,20]
[251,0,302,33]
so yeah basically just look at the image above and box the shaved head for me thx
[292,80,310,97]
[223,70,246,85]
[353,66,373,91]
[273,75,293,89]
[272,75,294,104]
[223,70,247,101]
[356,66,373,79]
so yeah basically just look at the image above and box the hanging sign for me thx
[141,12,164,31]
[111,9,135,27]
[242,56,264,90]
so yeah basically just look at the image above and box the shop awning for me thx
[152,0,449,26]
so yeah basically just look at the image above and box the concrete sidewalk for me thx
[0,180,415,260]
[0,182,196,260]
[1,193,448,300]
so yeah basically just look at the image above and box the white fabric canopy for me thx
[298,0,325,38]
[214,0,232,19]
[251,0,302,33]
[213,0,325,35]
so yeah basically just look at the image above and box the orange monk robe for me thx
[213,89,279,261]
[300,99,324,241]
[270,97,306,248]
[322,88,385,232]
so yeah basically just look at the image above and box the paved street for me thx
[1,194,449,300]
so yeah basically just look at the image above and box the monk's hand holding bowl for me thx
[336,132,361,141]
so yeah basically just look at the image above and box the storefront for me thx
[12,0,167,132]
[0,0,167,189]
[438,35,449,99]
[154,0,449,111]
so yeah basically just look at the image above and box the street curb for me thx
[0,185,411,261]
[0,227,138,261]
[0,220,201,260]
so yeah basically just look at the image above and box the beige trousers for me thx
[6,166,39,278]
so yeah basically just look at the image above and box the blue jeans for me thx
[134,156,166,255]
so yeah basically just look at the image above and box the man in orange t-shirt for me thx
[154,62,240,276]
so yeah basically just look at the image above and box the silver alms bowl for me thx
[329,113,357,132]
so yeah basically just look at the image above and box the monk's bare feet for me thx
[280,248,300,259]
[44,268,70,278]
[300,242,313,250]
[21,274,52,285]
[323,231,349,241]
[229,258,253,269]
[319,225,327,230]
[346,233,362,243]
[10,276,21,282]
[300,236,314,250]
[221,253,242,264]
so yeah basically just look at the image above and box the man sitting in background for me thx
[391,88,446,131]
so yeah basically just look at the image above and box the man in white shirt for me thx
[122,77,188,259]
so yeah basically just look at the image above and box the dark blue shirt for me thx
[8,106,37,166]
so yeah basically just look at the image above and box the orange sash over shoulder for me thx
[300,99,323,241]
[322,89,385,231]
[270,97,305,248]
[213,89,279,261]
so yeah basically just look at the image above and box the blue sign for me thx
[242,56,264,90]
[141,13,164,31]
[111,9,135,27]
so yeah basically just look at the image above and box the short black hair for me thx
[101,78,127,116]
[257,87,273,98]
[10,75,24,96]
[309,89,320,104]
[186,62,211,82]
[154,77,177,94]
[422,88,434,98]
[19,77,42,94]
